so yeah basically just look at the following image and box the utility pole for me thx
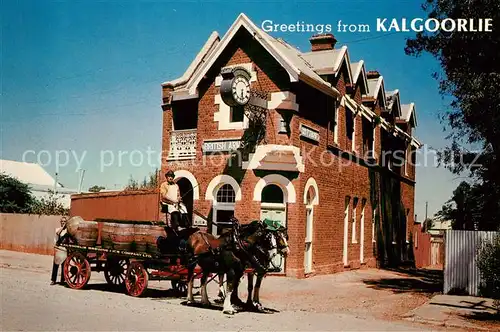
[425,201,428,220]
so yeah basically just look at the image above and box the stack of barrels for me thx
[67,216,166,254]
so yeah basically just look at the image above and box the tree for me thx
[30,190,69,216]
[0,173,35,213]
[124,169,158,191]
[88,185,105,193]
[406,0,500,230]
[477,234,500,310]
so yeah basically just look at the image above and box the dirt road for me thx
[1,250,435,331]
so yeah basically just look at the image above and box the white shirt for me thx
[160,182,180,213]
[54,226,68,265]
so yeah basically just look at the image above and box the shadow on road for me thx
[362,268,443,295]
[80,283,187,299]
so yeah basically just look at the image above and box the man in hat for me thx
[50,217,70,285]
[160,170,182,231]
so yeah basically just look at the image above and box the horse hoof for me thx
[223,309,235,315]
[253,302,264,312]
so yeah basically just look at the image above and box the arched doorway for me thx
[260,184,286,272]
[176,178,193,226]
[303,177,319,274]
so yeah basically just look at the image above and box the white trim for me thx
[333,47,353,83]
[205,174,242,201]
[162,31,220,87]
[268,91,299,111]
[352,198,358,244]
[188,14,300,96]
[253,174,296,204]
[343,197,350,266]
[242,144,305,173]
[352,113,357,152]
[372,206,377,243]
[360,199,366,263]
[174,170,200,200]
[214,63,257,86]
[214,94,249,130]
[334,103,339,144]
[212,203,235,235]
[303,177,319,205]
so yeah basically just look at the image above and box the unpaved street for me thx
[1,251,434,331]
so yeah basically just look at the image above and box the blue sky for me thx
[1,0,460,220]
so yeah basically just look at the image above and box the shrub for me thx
[477,234,500,311]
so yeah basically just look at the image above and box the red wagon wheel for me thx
[104,258,129,288]
[64,252,91,289]
[125,261,148,297]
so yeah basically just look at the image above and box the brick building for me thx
[160,14,421,278]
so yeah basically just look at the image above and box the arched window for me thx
[216,184,235,203]
[261,184,284,204]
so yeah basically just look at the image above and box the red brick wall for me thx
[412,223,432,268]
[161,28,413,277]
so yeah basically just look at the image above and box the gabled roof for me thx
[164,13,340,99]
[349,60,368,95]
[400,103,417,127]
[386,90,402,117]
[367,76,387,109]
[301,46,353,83]
[0,159,63,187]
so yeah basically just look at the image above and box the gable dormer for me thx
[363,71,386,112]
[349,60,368,97]
[386,90,402,118]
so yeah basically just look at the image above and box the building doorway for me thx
[176,177,193,227]
[212,184,236,235]
[304,187,316,273]
[260,184,286,273]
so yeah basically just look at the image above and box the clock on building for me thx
[220,66,252,107]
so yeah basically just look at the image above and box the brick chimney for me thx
[309,33,337,51]
[366,70,381,79]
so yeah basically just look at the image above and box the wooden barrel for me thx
[111,223,135,251]
[74,221,98,247]
[147,225,167,254]
[133,224,152,252]
[66,216,84,237]
[101,222,115,249]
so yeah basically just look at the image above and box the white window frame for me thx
[372,206,377,243]
[343,196,350,266]
[334,104,339,144]
[352,197,358,243]
[352,113,357,152]
[212,202,235,235]
[360,199,366,263]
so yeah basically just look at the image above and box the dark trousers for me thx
[51,261,65,283]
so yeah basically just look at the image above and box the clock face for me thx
[231,76,250,105]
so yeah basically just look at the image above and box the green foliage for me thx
[0,173,35,213]
[406,0,500,231]
[124,168,159,191]
[88,185,105,193]
[477,235,500,309]
[30,190,69,216]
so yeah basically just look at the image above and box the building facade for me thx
[160,14,420,278]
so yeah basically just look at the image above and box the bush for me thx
[30,190,69,216]
[477,234,500,311]
[0,173,35,213]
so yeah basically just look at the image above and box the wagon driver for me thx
[160,170,182,232]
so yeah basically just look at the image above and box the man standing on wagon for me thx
[160,170,182,232]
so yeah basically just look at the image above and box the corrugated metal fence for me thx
[444,230,499,296]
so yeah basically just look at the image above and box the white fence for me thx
[444,230,499,296]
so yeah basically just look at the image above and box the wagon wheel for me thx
[125,262,148,297]
[171,280,187,296]
[104,258,129,288]
[64,252,91,289]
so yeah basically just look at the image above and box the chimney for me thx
[309,33,337,51]
[366,70,381,79]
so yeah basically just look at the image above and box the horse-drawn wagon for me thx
[61,216,203,297]
[60,215,290,314]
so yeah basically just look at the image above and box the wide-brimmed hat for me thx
[166,170,175,177]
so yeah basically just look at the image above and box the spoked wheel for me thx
[125,262,148,297]
[64,252,91,289]
[171,280,187,296]
[104,258,129,288]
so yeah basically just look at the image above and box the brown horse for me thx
[185,220,273,314]
[217,225,290,311]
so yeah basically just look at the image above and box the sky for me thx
[1,0,461,221]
